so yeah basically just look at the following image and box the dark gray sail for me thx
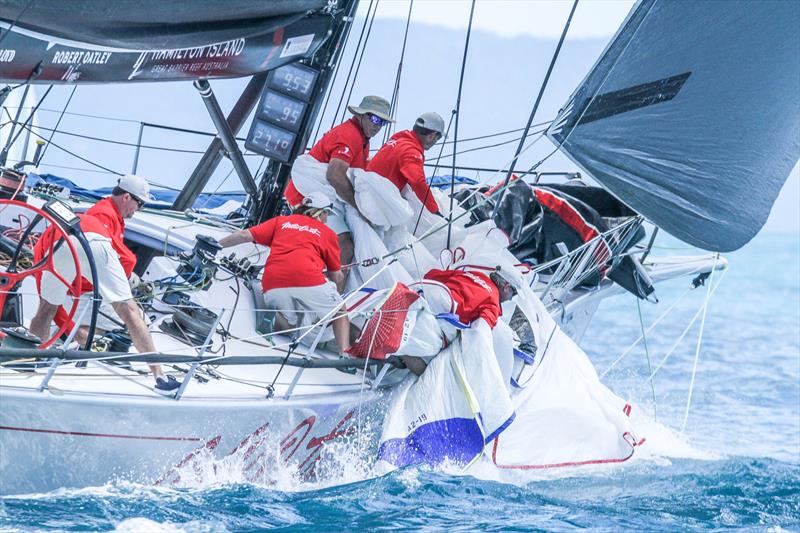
[547,0,799,252]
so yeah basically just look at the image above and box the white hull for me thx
[0,194,724,494]
[1,380,387,494]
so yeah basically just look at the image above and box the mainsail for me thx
[0,0,331,83]
[547,0,800,252]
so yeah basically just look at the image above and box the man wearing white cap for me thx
[284,95,394,289]
[30,174,181,395]
[218,191,352,354]
[367,112,445,215]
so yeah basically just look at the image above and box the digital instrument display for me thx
[43,199,80,230]
[257,90,307,132]
[267,63,318,102]
[245,120,296,162]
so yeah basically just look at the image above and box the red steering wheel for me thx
[0,200,84,349]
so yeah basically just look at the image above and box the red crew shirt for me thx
[284,117,370,206]
[368,130,440,214]
[249,214,341,293]
[33,197,137,332]
[424,268,501,328]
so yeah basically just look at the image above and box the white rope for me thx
[600,284,694,379]
[645,268,725,382]
[681,253,720,432]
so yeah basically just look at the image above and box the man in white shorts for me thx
[30,175,181,396]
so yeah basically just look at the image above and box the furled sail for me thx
[0,0,330,83]
[547,0,799,251]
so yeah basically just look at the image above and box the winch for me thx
[92,329,133,353]
[159,301,219,346]
[0,326,41,349]
[176,234,222,290]
[0,169,27,201]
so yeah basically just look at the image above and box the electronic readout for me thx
[244,120,296,163]
[266,63,318,102]
[43,199,80,231]
[257,90,307,132]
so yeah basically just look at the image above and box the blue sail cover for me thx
[547,0,800,251]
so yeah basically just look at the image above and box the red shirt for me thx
[249,214,341,292]
[367,130,439,214]
[33,197,137,333]
[284,117,370,206]
[424,268,501,328]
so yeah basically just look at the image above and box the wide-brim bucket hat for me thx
[347,95,395,122]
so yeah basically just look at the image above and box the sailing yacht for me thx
[0,0,797,495]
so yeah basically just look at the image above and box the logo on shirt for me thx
[464,271,492,294]
[340,146,351,156]
[282,221,321,236]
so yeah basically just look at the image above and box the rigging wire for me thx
[0,0,34,48]
[17,122,123,175]
[550,0,658,155]
[439,120,552,145]
[436,126,548,161]
[636,297,658,422]
[334,1,379,127]
[1,85,51,166]
[682,253,719,433]
[5,105,551,157]
[492,0,579,216]
[312,0,375,144]
[447,0,477,250]
[411,111,456,236]
[38,85,76,164]
[383,0,414,143]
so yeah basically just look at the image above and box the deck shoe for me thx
[154,375,181,396]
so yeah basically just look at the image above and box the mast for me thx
[251,0,360,223]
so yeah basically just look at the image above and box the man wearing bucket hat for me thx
[367,111,445,215]
[218,191,352,354]
[283,95,394,288]
[30,174,182,395]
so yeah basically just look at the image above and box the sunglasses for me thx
[131,195,145,209]
[366,114,388,127]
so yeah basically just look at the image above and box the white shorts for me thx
[40,232,133,306]
[263,281,343,329]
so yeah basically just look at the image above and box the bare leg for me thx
[337,232,354,293]
[331,309,351,354]
[273,312,292,335]
[29,301,58,342]
[400,356,428,376]
[112,299,163,378]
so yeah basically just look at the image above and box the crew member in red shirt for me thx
[30,174,181,395]
[284,95,394,288]
[394,266,516,375]
[368,111,445,215]
[218,191,351,354]
[423,267,516,330]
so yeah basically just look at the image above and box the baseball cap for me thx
[303,191,334,211]
[118,174,151,202]
[415,112,445,134]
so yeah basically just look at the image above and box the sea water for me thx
[2,233,798,531]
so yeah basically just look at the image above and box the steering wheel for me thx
[0,200,84,349]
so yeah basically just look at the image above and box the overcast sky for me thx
[371,0,635,39]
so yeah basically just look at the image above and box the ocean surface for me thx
[2,232,798,532]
